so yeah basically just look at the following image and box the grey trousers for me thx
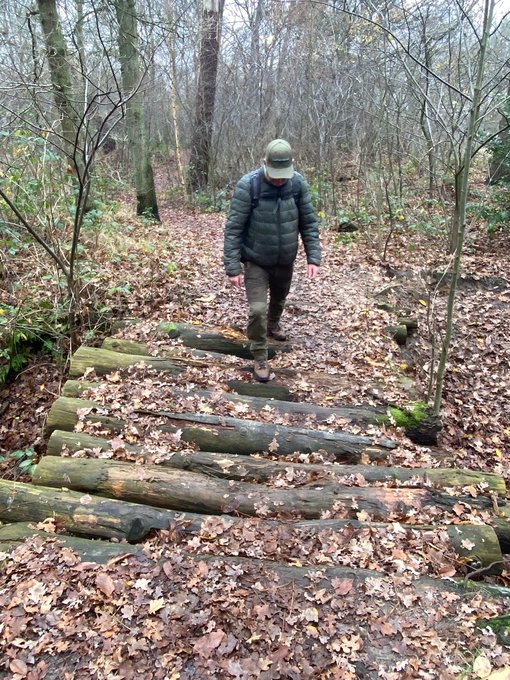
[244,261,294,360]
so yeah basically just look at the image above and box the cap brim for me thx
[266,164,294,179]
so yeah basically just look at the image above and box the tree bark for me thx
[45,397,395,461]
[37,0,79,160]
[187,0,225,191]
[114,0,159,219]
[46,430,507,498]
[33,456,498,523]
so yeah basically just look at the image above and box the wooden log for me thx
[62,380,102,398]
[225,379,294,401]
[46,396,395,461]
[60,380,386,424]
[46,430,507,498]
[3,527,508,597]
[1,480,505,571]
[157,321,288,359]
[146,410,397,460]
[47,397,394,460]
[33,456,500,523]
[0,480,179,542]
[45,397,124,437]
[0,523,144,563]
[70,346,187,378]
[101,337,227,361]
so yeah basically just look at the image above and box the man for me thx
[224,139,321,382]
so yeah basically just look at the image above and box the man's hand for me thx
[228,274,244,288]
[307,264,319,279]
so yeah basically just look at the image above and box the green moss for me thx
[479,614,510,633]
[156,322,180,339]
[376,402,430,429]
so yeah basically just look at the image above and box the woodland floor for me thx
[1,185,510,678]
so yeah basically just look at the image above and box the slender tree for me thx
[115,0,160,219]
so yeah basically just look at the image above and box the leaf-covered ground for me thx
[1,193,510,678]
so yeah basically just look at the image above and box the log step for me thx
[45,396,395,462]
[46,430,507,497]
[0,480,504,572]
[32,456,502,526]
[156,322,289,359]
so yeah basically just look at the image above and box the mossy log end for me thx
[70,346,186,378]
[33,456,500,525]
[156,321,289,359]
[0,523,144,563]
[387,324,408,346]
[46,430,507,498]
[381,403,442,446]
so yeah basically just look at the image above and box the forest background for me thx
[0,0,509,470]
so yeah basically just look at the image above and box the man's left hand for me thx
[307,264,319,279]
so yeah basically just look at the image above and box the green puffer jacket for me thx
[223,168,321,277]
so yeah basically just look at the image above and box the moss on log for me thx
[46,430,507,498]
[381,403,442,445]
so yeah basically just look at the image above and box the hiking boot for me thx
[253,359,270,382]
[268,326,288,342]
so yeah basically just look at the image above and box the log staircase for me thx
[1,322,509,588]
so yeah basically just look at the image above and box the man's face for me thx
[263,164,289,187]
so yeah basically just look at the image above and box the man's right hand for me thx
[228,275,243,288]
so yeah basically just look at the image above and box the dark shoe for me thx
[268,326,288,341]
[253,359,270,382]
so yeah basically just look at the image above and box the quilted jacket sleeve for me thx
[223,176,252,277]
[297,179,321,266]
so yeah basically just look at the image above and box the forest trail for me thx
[1,208,510,678]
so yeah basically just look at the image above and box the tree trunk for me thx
[115,0,159,219]
[33,456,498,523]
[45,397,395,461]
[36,0,79,160]
[434,0,495,412]
[187,0,225,192]
[46,430,507,497]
